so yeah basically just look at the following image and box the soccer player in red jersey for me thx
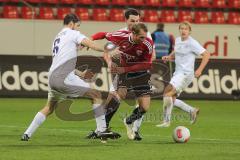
[91,23,154,140]
[86,8,155,141]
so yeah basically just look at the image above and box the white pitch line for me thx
[0,124,240,144]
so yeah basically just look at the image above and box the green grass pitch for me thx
[0,98,240,160]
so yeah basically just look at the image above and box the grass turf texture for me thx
[0,98,240,160]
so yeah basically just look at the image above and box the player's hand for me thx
[83,70,95,79]
[75,69,95,80]
[195,69,202,78]
[162,56,170,63]
[111,67,125,74]
[108,47,123,57]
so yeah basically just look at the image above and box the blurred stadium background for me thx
[0,0,240,160]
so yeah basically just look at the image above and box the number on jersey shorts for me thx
[170,72,194,96]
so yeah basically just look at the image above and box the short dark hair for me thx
[63,13,80,25]
[132,23,148,35]
[124,8,140,19]
[157,23,164,31]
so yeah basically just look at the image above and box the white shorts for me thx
[170,72,194,96]
[48,71,91,101]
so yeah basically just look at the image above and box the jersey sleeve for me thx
[91,32,107,40]
[143,39,154,61]
[74,31,87,44]
[105,31,128,44]
[191,39,206,56]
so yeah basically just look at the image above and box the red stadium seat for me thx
[129,0,144,6]
[212,0,226,8]
[195,0,210,8]
[178,10,192,22]
[60,0,75,4]
[95,0,110,5]
[162,0,176,7]
[57,8,72,19]
[76,0,93,4]
[160,10,176,22]
[228,12,240,24]
[3,6,19,19]
[109,9,124,21]
[146,0,160,6]
[111,0,127,5]
[24,0,41,3]
[21,6,36,19]
[42,0,59,4]
[178,0,193,7]
[211,12,225,23]
[143,10,159,22]
[228,0,240,8]
[194,11,209,23]
[75,8,90,21]
[92,8,108,21]
[39,7,54,19]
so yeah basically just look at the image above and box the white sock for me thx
[24,112,46,137]
[133,116,144,132]
[93,103,106,132]
[163,96,173,123]
[174,99,195,113]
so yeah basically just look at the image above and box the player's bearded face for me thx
[126,15,140,31]
[179,25,190,40]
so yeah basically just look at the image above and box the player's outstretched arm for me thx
[195,51,210,77]
[81,38,104,52]
[162,51,175,62]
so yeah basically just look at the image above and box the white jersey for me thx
[174,36,206,74]
[49,28,87,75]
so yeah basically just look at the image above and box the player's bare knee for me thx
[41,106,53,116]
[85,90,102,100]
[117,88,127,99]
[163,84,176,97]
[110,91,121,100]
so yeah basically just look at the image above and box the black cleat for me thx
[105,128,121,139]
[85,130,99,139]
[134,132,142,141]
[97,131,109,143]
[97,129,121,140]
[86,129,121,140]
[21,134,30,141]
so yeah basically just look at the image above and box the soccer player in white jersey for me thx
[21,14,119,141]
[156,21,210,127]
[87,8,156,141]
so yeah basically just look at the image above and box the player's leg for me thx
[85,91,122,139]
[156,84,176,128]
[99,75,127,131]
[21,96,58,141]
[104,92,121,128]
[85,92,122,139]
[124,95,150,140]
[170,73,199,124]
[124,71,151,140]
[174,99,200,124]
[85,89,107,133]
[132,104,144,136]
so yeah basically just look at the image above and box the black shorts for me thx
[118,71,151,97]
